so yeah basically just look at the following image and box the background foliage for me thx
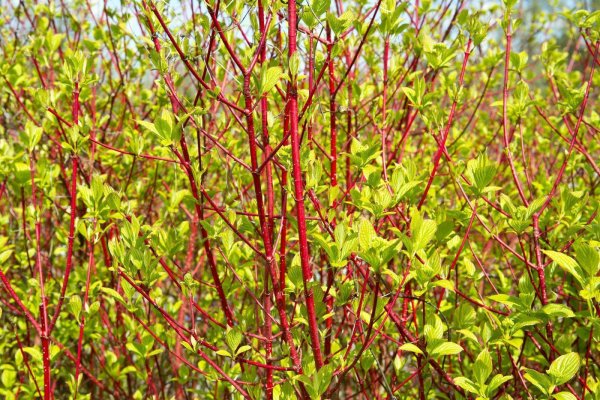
[1,0,600,399]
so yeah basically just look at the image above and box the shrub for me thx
[0,0,599,399]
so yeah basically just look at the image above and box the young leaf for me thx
[547,352,580,385]
[226,327,243,352]
[553,392,578,400]
[261,66,283,95]
[235,345,252,356]
[399,343,423,355]
[524,370,553,395]
[430,341,463,356]
[358,218,376,250]
[467,154,496,192]
[487,374,513,394]
[474,349,493,384]
[453,377,479,394]
[69,295,82,322]
[543,250,585,285]
[574,244,600,277]
[411,210,437,252]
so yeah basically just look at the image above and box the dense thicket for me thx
[1,0,599,399]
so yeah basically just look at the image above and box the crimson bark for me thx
[287,0,324,369]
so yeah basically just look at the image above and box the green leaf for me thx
[432,279,455,291]
[526,197,546,217]
[468,154,496,192]
[261,66,283,95]
[0,249,13,265]
[543,250,585,285]
[574,244,599,277]
[487,374,512,394]
[313,233,334,260]
[453,377,479,394]
[45,31,65,52]
[1,365,16,388]
[358,218,376,250]
[226,327,243,352]
[121,366,138,374]
[430,341,463,356]
[181,342,194,353]
[541,303,575,318]
[399,343,423,355]
[424,315,444,340]
[548,352,580,385]
[126,342,144,357]
[289,52,301,78]
[137,120,159,136]
[216,349,232,358]
[512,313,544,331]
[488,294,521,308]
[411,210,437,252]
[401,87,417,105]
[503,0,518,11]
[457,329,478,342]
[157,109,174,135]
[235,345,252,356]
[69,295,82,322]
[524,369,553,395]
[333,223,346,246]
[23,347,43,362]
[24,121,43,152]
[147,348,164,357]
[327,11,355,35]
[383,0,398,15]
[100,287,126,305]
[474,349,493,384]
[312,0,330,15]
[553,392,578,400]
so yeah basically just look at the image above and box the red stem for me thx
[287,0,324,369]
[50,85,80,332]
[327,26,338,188]
[417,39,472,209]
[502,19,529,206]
